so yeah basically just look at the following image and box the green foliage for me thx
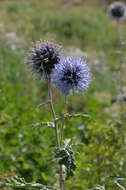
[55,139,76,179]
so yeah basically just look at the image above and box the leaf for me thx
[54,139,76,180]
[32,121,54,128]
[0,176,59,190]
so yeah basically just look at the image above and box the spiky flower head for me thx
[108,2,126,21]
[51,56,91,95]
[27,40,61,79]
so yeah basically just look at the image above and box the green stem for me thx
[48,80,60,146]
[116,21,125,119]
[48,79,64,190]
[60,114,64,147]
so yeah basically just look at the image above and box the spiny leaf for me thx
[0,176,59,190]
[32,121,54,128]
[54,139,76,180]
[56,113,90,122]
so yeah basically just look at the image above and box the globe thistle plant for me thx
[27,40,61,79]
[108,2,126,21]
[51,56,91,95]
[26,42,91,190]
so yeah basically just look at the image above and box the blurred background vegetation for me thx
[0,0,126,189]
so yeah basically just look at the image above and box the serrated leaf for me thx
[54,139,76,180]
[0,176,59,190]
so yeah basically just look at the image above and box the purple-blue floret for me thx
[51,56,91,95]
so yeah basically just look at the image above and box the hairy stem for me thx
[116,21,125,119]
[60,114,64,147]
[48,80,59,146]
[48,79,64,190]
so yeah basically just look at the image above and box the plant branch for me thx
[60,114,64,147]
[116,21,125,117]
[48,79,64,190]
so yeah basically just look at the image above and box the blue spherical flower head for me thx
[51,56,91,95]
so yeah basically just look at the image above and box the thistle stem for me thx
[116,21,125,119]
[60,114,64,147]
[48,80,59,146]
[48,79,64,190]
[60,96,67,146]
